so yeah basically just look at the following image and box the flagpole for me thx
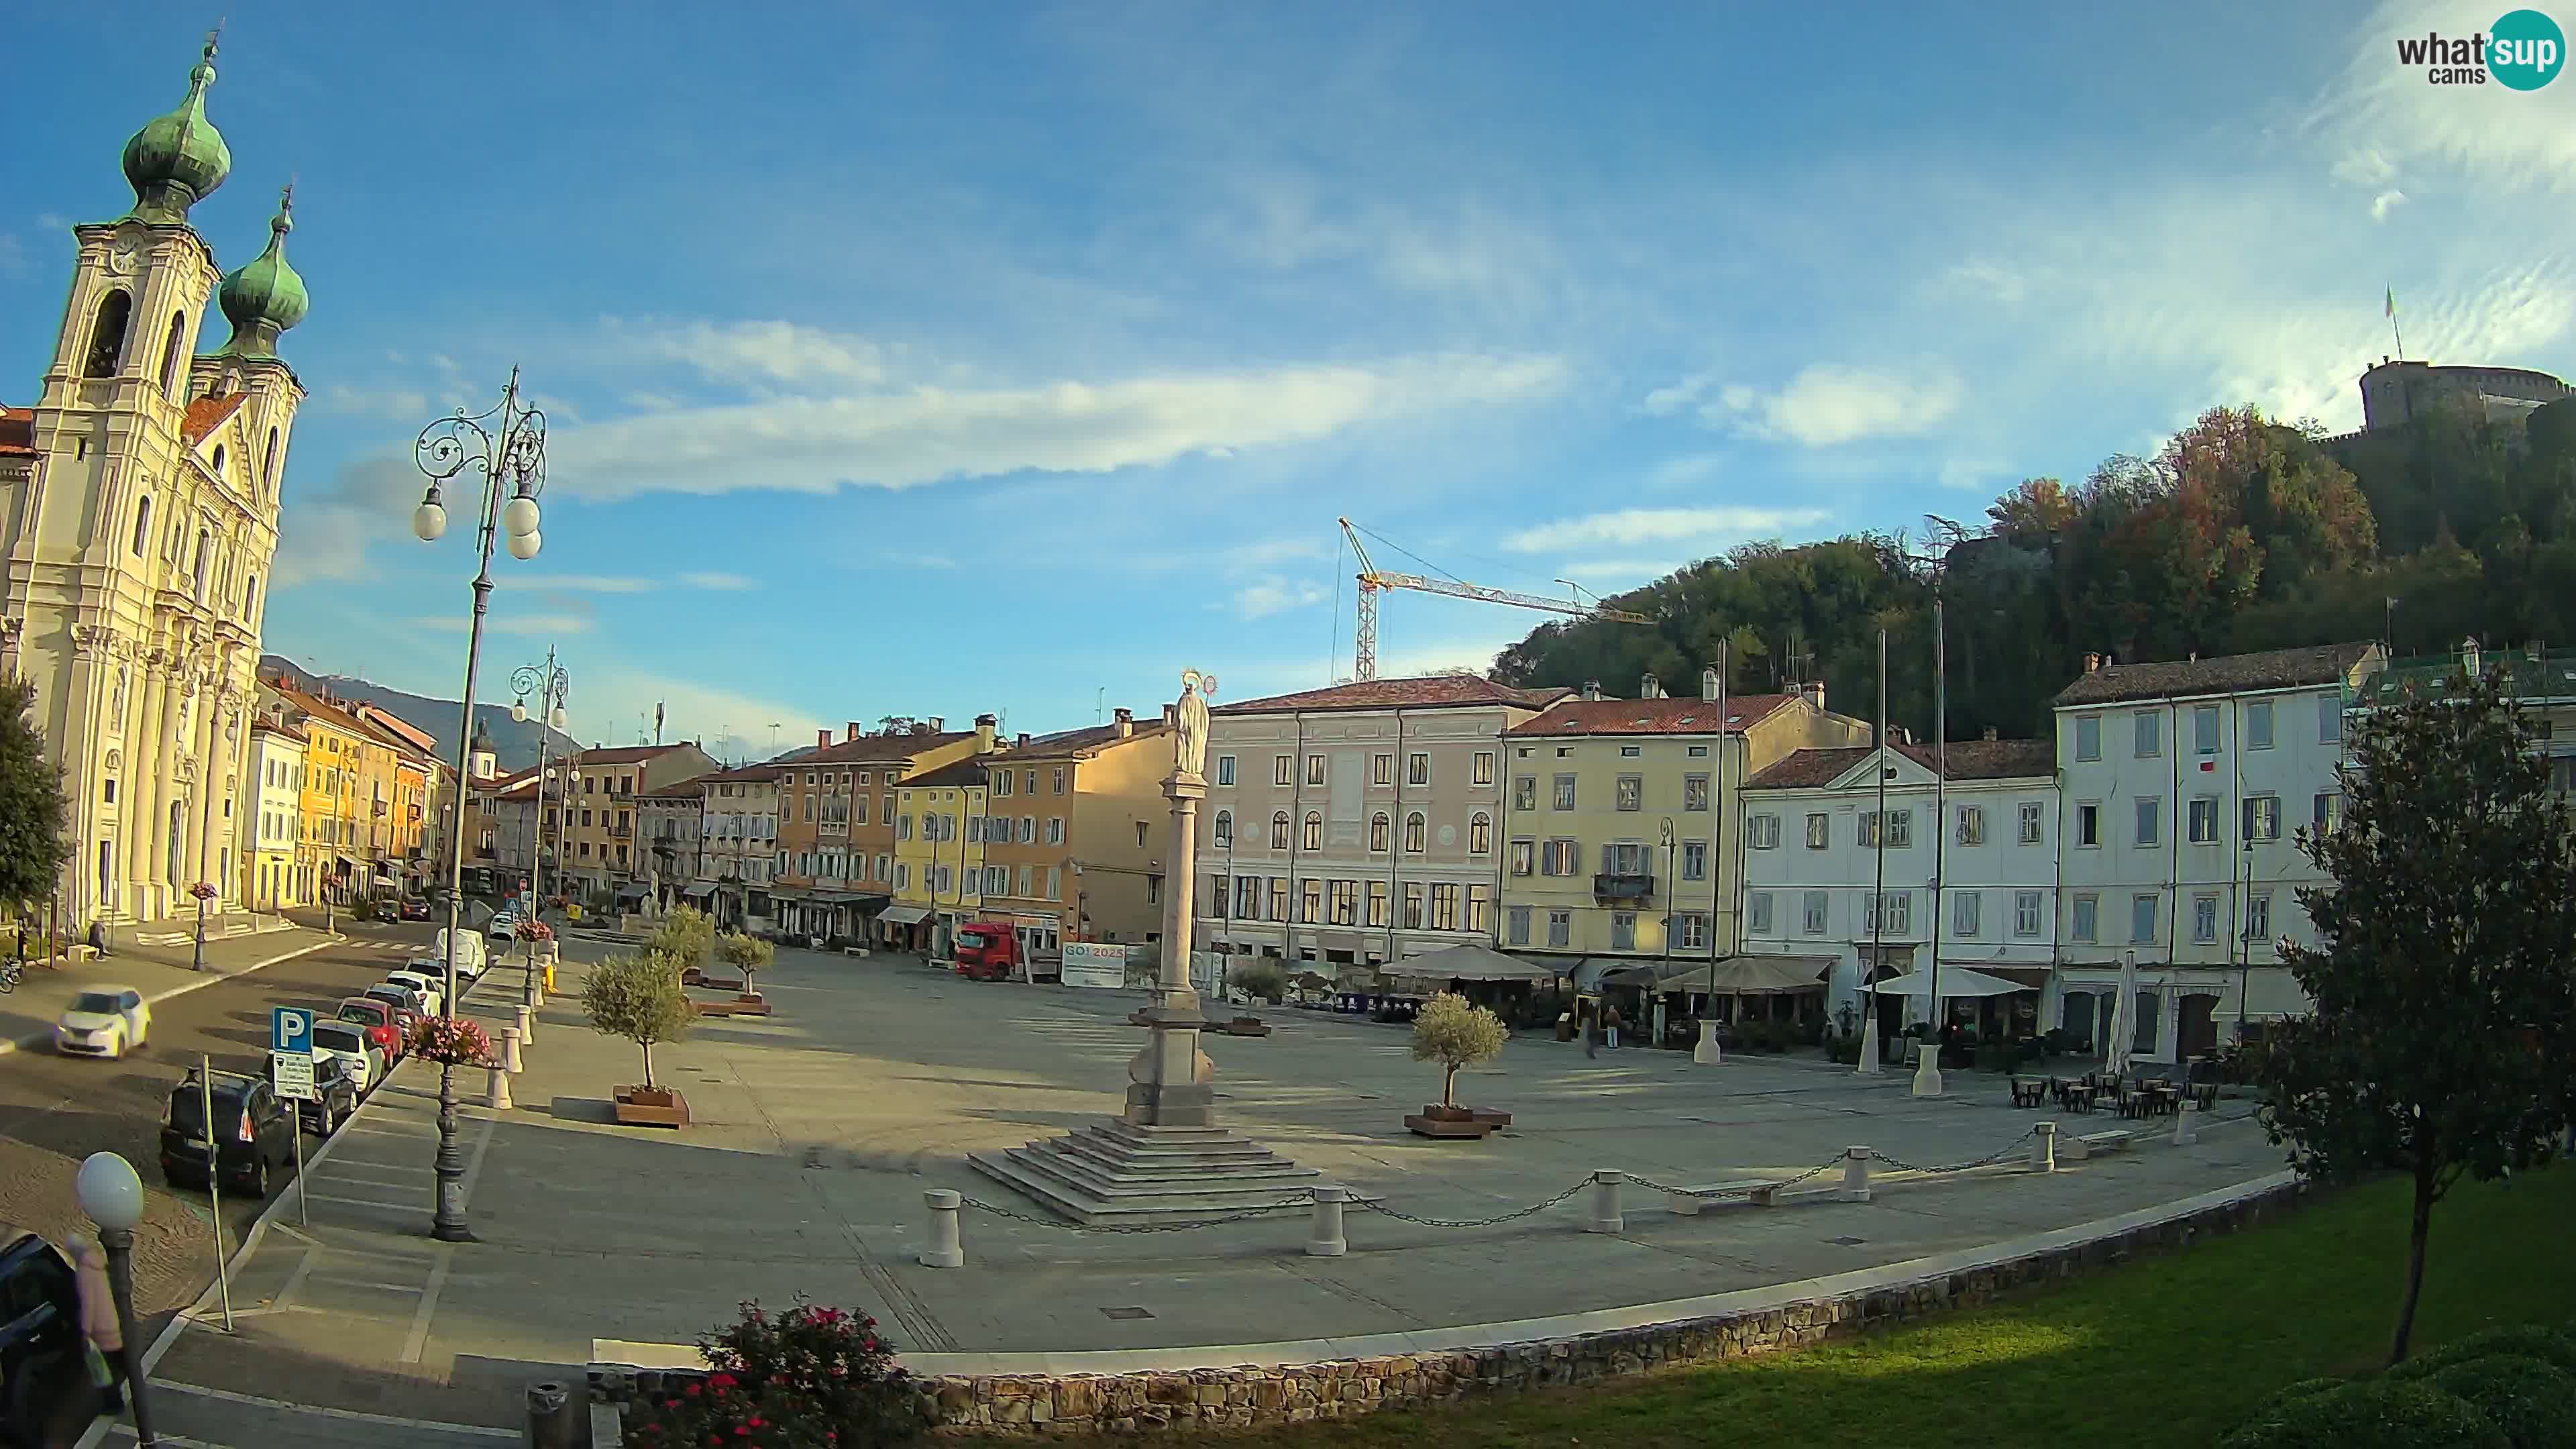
[2387,286,2406,362]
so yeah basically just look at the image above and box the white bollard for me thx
[1585,1169,1624,1234]
[1694,1018,1721,1066]
[2032,1121,2057,1173]
[2173,1101,2199,1146]
[1840,1146,1873,1202]
[1305,1186,1349,1257]
[502,1026,524,1074]
[516,1002,535,1045]
[1855,1012,1880,1076]
[919,1189,965,1268]
[485,1061,512,1110]
[1911,1040,1945,1098]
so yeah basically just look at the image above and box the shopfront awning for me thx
[681,883,716,900]
[1655,954,1835,996]
[614,883,650,904]
[1867,966,2028,999]
[1384,943,1562,984]
[877,904,933,926]
[806,892,892,909]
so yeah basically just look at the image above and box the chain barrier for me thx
[1616,1150,1849,1200]
[1870,1126,2038,1177]
[957,1193,1313,1235]
[1349,1176,1593,1229]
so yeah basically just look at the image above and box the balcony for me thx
[610,824,633,839]
[1593,872,1655,903]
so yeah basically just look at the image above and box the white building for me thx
[694,763,781,932]
[240,715,305,911]
[0,42,309,925]
[1737,737,2061,1034]
[638,775,708,913]
[2047,643,2383,1063]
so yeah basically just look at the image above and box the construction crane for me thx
[1340,517,1656,681]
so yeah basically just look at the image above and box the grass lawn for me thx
[988,1166,2575,1449]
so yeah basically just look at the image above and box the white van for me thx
[429,929,487,982]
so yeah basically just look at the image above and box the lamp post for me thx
[411,368,548,1244]
[1656,818,1676,1047]
[511,657,569,1020]
[76,1151,156,1445]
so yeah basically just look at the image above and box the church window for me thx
[210,443,226,478]
[193,528,210,596]
[243,574,258,619]
[84,290,133,378]
[262,428,280,496]
[129,496,152,557]
[156,311,187,396]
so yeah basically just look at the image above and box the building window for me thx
[2193,894,2219,944]
[1803,890,1829,935]
[1303,812,1323,851]
[1468,812,1491,853]
[1269,879,1287,921]
[130,495,152,557]
[1019,816,1035,843]
[1507,905,1532,946]
[1546,909,1571,948]
[1370,812,1390,852]
[84,288,133,378]
[1373,753,1393,786]
[1046,817,1065,845]
[2074,716,2101,761]
[1366,880,1388,926]
[1407,752,1430,786]
[1615,774,1642,811]
[2247,890,2273,941]
[1858,810,1909,848]
[2076,802,2100,847]
[1747,892,1773,934]
[1273,755,1293,786]
[1748,813,1781,849]
[1213,810,1232,847]
[1053,767,1067,793]
[994,771,1012,798]
[1403,812,1426,852]
[1513,775,1537,811]
[1864,890,1911,934]
[1301,879,1324,923]
[1806,812,1830,849]
[2247,700,2275,750]
[1430,883,1460,930]
[1619,745,1641,757]
[1306,754,1326,786]
[1610,911,1636,951]
[2243,794,2282,842]
[1472,751,1495,786]
[1955,805,1984,845]
[2313,792,2341,835]
[1541,838,1580,875]
[2133,710,2161,758]
[1680,841,1707,881]
[2194,705,2220,755]
[1403,882,1425,928]
[1953,890,1980,938]
[1683,773,1710,811]
[2134,797,2160,848]
[2320,695,2343,743]
[1552,775,1576,810]
[2015,890,2043,938]
[2188,796,2218,844]
[1603,841,1652,875]
[1509,839,1534,877]
[1271,812,1291,849]
[1216,755,1235,786]
[2073,893,2099,943]
[2131,894,2159,944]
[1329,879,1359,925]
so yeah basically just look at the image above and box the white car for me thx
[54,987,149,1059]
[383,970,445,1016]
[309,1020,382,1095]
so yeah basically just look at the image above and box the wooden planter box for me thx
[1467,1108,1512,1128]
[614,1086,690,1128]
[680,967,705,986]
[731,994,770,1017]
[700,975,747,994]
[692,1000,735,1018]
[1405,1110,1496,1140]
[1219,1016,1271,1037]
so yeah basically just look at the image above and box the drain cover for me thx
[1100,1306,1154,1321]
[1825,1236,1867,1246]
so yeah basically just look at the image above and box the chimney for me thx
[1982,727,1998,741]
[816,728,832,749]
[1640,672,1662,699]
[1801,680,1825,711]
[1581,679,1603,702]
[974,713,998,751]
[2083,653,2101,674]
[1699,667,1721,702]
[846,721,862,742]
[927,716,945,733]
[1114,706,1134,739]
[1015,733,1030,748]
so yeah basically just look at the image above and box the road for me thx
[0,920,544,1315]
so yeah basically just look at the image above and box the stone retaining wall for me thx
[593,1177,2304,1438]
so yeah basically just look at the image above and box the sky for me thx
[7,1,2576,762]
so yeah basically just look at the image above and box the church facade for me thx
[0,35,312,924]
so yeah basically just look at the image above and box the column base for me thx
[1124,1081,1218,1127]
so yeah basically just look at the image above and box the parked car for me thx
[50,985,150,1058]
[396,896,432,922]
[158,1069,298,1197]
[335,998,406,1065]
[275,1051,360,1135]
[433,928,489,980]
[310,1020,383,1095]
[0,1232,97,1448]
[382,970,445,1017]
[359,987,426,1043]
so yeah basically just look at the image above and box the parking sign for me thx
[271,1006,313,1055]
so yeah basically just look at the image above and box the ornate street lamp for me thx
[411,368,547,1244]
[76,1151,156,1444]
[511,651,570,1016]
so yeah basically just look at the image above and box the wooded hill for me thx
[1490,397,2576,743]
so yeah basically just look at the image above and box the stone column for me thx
[127,654,173,918]
[1125,768,1214,1128]
[62,628,111,921]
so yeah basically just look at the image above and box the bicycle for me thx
[0,959,21,994]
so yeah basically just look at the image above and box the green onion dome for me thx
[217,188,309,358]
[122,36,231,225]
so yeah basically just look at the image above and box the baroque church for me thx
[0,35,310,924]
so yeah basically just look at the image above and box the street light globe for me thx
[75,1151,144,1232]
[502,495,541,538]
[411,500,448,542]
[506,529,542,560]
[548,704,568,729]
[511,698,529,724]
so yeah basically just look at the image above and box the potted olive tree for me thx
[584,950,695,1126]
[654,904,716,985]
[717,930,774,1016]
[1405,992,1509,1139]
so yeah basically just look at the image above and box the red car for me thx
[335,997,407,1065]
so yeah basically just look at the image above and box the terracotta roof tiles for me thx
[1218,675,1568,716]
[0,407,33,459]
[1743,738,2056,790]
[2051,643,2378,707]
[1507,694,1798,737]
[180,393,247,447]
[902,756,991,790]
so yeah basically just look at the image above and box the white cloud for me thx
[678,571,756,590]
[0,233,28,280]
[543,352,1570,502]
[1644,453,1727,490]
[317,384,431,421]
[571,667,826,758]
[1713,364,1967,447]
[2309,0,2576,193]
[1228,576,1330,620]
[1503,506,1832,553]
[1640,374,1715,417]
[34,213,69,233]
[616,319,891,389]
[411,613,595,637]
[2369,189,2408,221]
[522,574,652,594]
[1943,262,2029,305]
[1938,458,2010,494]
[2330,147,2396,187]
[1224,537,1333,568]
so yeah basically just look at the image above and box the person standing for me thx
[1603,1004,1623,1051]
[67,1234,122,1415]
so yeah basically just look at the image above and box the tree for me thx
[2259,661,2576,1365]
[0,678,72,916]
[650,904,714,975]
[717,930,772,996]
[1410,992,1509,1107]
[583,951,694,1089]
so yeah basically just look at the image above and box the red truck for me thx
[953,923,1026,982]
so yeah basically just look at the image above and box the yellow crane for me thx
[1339,517,1656,682]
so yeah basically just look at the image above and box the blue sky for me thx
[7,1,2575,761]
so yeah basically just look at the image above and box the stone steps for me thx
[1017,1140,1316,1195]
[967,1121,1321,1226]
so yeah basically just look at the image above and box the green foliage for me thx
[0,679,70,916]
[626,1299,918,1446]
[1231,961,1287,1004]
[2261,663,2576,1364]
[649,904,714,972]
[2214,1378,2508,1449]
[2424,1356,2576,1448]
[1411,991,1508,1106]
[716,930,773,984]
[2390,1325,2576,1381]
[582,951,693,1089]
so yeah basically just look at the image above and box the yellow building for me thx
[269,684,371,902]
[774,720,990,943]
[892,744,996,958]
[1497,672,1871,975]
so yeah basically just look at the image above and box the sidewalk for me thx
[0,925,339,1055]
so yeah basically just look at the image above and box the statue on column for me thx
[1173,669,1216,780]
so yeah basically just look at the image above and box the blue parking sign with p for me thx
[272,1006,313,1055]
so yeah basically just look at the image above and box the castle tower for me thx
[0,34,310,924]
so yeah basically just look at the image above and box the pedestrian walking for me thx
[66,1234,122,1415]
[1604,1004,1623,1051]
[1583,1008,1600,1059]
